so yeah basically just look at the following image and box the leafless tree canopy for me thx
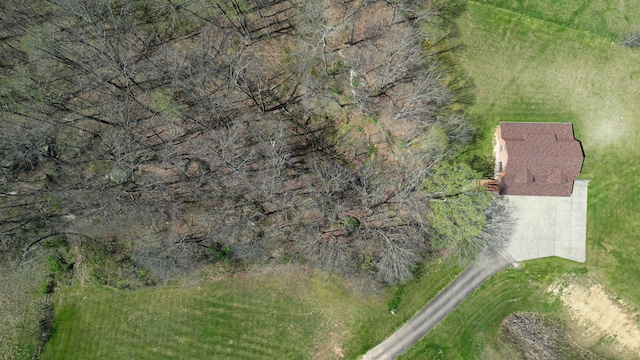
[0,0,500,285]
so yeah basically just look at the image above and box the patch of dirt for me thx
[548,281,640,358]
[313,331,347,360]
[584,101,634,149]
[72,244,91,285]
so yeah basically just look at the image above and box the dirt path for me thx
[363,250,514,360]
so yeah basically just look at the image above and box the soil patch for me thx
[548,281,640,358]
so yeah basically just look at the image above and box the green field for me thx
[474,0,640,38]
[0,259,48,360]
[402,1,640,359]
[40,266,359,359]
[39,260,466,360]
[458,1,640,298]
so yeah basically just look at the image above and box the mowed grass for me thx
[39,257,466,360]
[461,2,640,158]
[458,1,640,299]
[400,259,582,359]
[401,2,640,359]
[472,0,640,38]
[40,266,372,360]
[344,258,464,358]
[0,259,48,360]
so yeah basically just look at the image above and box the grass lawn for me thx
[472,0,640,38]
[40,266,369,360]
[0,258,48,360]
[40,258,465,360]
[400,1,640,358]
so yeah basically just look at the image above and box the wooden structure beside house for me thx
[494,122,584,196]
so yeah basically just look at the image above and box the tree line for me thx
[0,0,510,285]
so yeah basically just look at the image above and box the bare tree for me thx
[0,0,478,287]
[375,231,422,284]
[301,232,356,276]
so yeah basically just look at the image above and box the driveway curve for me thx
[363,250,514,360]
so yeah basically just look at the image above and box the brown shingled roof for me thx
[498,122,584,196]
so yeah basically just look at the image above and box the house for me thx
[494,122,589,263]
[494,122,584,196]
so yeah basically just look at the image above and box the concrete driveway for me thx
[504,179,589,262]
[363,180,590,359]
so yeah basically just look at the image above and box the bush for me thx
[46,254,72,276]
[42,236,67,250]
[211,244,233,261]
[388,284,406,313]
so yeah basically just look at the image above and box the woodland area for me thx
[0,0,509,287]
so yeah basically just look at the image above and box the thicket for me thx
[0,0,508,286]
[502,312,599,360]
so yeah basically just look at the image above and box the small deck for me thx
[493,125,508,181]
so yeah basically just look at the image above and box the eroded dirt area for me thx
[548,281,640,358]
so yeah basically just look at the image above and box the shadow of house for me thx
[494,122,589,263]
